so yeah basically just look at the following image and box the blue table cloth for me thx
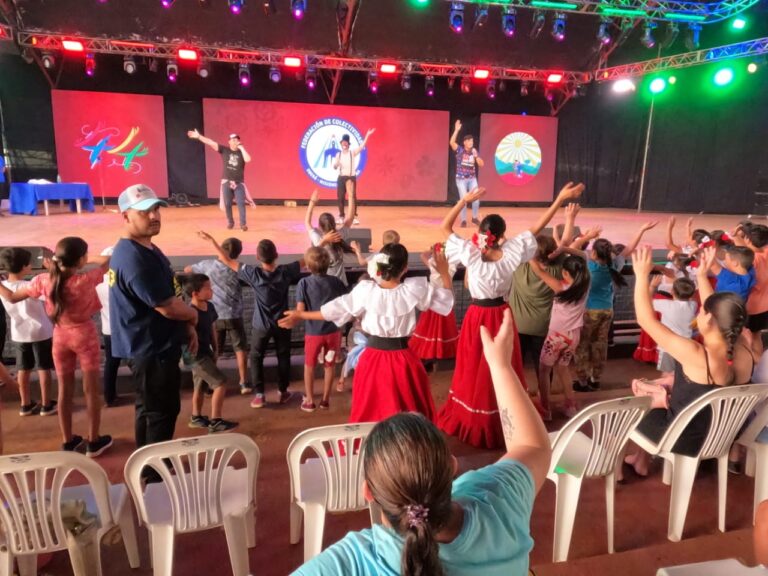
[10,183,95,215]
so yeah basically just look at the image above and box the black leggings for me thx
[337,176,357,217]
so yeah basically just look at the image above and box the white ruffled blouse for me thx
[446,230,537,300]
[321,277,454,337]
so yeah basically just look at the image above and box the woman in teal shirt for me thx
[292,309,552,576]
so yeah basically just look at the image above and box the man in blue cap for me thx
[109,184,199,451]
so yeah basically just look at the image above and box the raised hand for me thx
[480,308,515,368]
[309,189,319,204]
[350,240,362,254]
[463,187,486,205]
[454,119,462,132]
[366,128,376,138]
[565,202,580,220]
[641,221,659,232]
[584,225,602,239]
[667,216,676,230]
[433,248,449,276]
[197,230,215,243]
[698,245,717,272]
[557,182,585,202]
[187,129,200,139]
[631,245,654,278]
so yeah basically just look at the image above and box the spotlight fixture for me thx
[474,3,489,29]
[649,77,666,94]
[596,18,611,45]
[449,2,464,33]
[460,77,471,94]
[239,63,251,85]
[612,78,636,93]
[732,16,747,30]
[501,7,516,37]
[684,23,701,50]
[530,11,546,39]
[161,0,175,7]
[197,61,211,78]
[747,62,758,74]
[714,67,734,86]
[148,58,159,73]
[166,60,178,82]
[291,0,306,20]
[41,52,56,69]
[368,72,379,93]
[123,56,137,74]
[551,13,566,41]
[85,53,96,77]
[520,81,529,97]
[486,80,496,99]
[228,0,244,14]
[545,87,554,102]
[425,75,435,96]
[305,67,317,89]
[660,21,679,49]
[641,21,657,48]
[400,74,412,91]
[268,65,280,83]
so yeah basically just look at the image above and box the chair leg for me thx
[246,506,256,548]
[117,502,141,568]
[15,555,36,576]
[552,474,584,563]
[668,455,699,542]
[302,502,327,562]
[717,456,728,533]
[0,549,12,576]
[605,473,616,554]
[753,445,768,524]
[289,502,303,545]
[223,513,251,576]
[66,530,103,576]
[150,525,175,576]
[662,459,673,486]
[747,448,757,478]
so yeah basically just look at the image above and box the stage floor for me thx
[0,204,752,257]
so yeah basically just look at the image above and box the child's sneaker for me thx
[189,415,210,428]
[572,380,592,393]
[319,400,330,410]
[62,435,85,452]
[239,382,254,395]
[208,418,239,433]
[86,435,114,458]
[19,402,41,416]
[40,401,58,416]
[589,378,601,391]
[250,393,265,409]
[301,398,316,412]
[279,391,293,405]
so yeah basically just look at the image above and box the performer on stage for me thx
[333,128,375,226]
[450,119,484,228]
[187,129,252,231]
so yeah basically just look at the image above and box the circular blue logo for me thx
[299,117,368,188]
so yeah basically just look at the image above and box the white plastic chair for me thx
[735,398,768,523]
[546,396,652,562]
[631,384,768,542]
[124,433,260,576]
[0,451,139,576]
[287,423,381,562]
[657,558,768,575]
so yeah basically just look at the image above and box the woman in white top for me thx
[437,183,585,449]
[304,188,356,286]
[280,243,453,422]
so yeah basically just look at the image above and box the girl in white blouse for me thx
[280,243,454,422]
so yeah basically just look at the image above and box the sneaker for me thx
[241,225,248,232]
[279,391,294,405]
[40,401,58,416]
[19,402,41,416]
[471,217,480,225]
[353,216,360,225]
[563,402,579,418]
[239,383,254,395]
[63,435,85,452]
[319,400,330,410]
[250,393,265,408]
[460,221,467,228]
[589,378,601,391]
[573,381,592,393]
[208,418,239,433]
[301,398,316,412]
[189,415,211,429]
[86,435,114,458]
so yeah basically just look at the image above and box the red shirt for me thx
[26,267,104,325]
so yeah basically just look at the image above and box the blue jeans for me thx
[221,181,247,227]
[455,177,479,222]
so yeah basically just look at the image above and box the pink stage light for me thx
[178,48,199,61]
[283,56,302,68]
[379,63,397,74]
[473,68,490,80]
[547,73,564,84]
[62,40,85,52]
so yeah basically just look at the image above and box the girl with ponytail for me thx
[624,246,756,477]
[0,237,113,457]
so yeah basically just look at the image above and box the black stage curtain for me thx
[164,99,207,201]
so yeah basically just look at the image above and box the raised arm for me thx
[666,217,683,254]
[559,203,579,247]
[305,190,319,232]
[697,246,716,303]
[621,221,659,257]
[352,128,375,156]
[449,119,461,152]
[197,231,239,272]
[0,283,31,304]
[350,241,367,266]
[528,182,585,236]
[482,309,551,492]
[528,259,564,293]
[187,129,220,152]
[441,188,485,239]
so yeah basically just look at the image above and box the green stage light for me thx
[668,76,677,84]
[747,62,758,74]
[714,67,734,86]
[649,78,666,93]
[732,17,747,30]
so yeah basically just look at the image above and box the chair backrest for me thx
[124,433,260,533]
[287,423,375,513]
[0,451,114,556]
[736,397,768,447]
[549,396,652,479]
[658,384,768,459]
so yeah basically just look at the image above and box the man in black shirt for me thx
[188,129,252,231]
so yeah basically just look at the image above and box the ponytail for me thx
[592,238,626,287]
[402,515,443,576]
[703,292,747,364]
[556,255,590,305]
[48,237,88,324]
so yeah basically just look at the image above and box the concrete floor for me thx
[0,357,762,575]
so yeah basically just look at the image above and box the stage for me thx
[0,203,752,260]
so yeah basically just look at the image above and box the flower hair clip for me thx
[367,252,391,280]
[406,504,429,529]
[471,231,496,253]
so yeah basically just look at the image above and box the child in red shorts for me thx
[295,247,347,411]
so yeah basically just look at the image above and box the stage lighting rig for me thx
[425,75,435,96]
[551,13,566,42]
[123,56,137,74]
[305,67,317,89]
[449,2,464,33]
[368,72,379,93]
[684,23,701,50]
[197,61,211,78]
[239,63,252,85]
[400,74,412,90]
[268,65,281,83]
[486,80,496,99]
[292,0,306,20]
[596,18,611,45]
[85,53,96,77]
[41,53,56,69]
[641,21,657,48]
[166,60,178,82]
[229,0,244,14]
[460,77,471,93]
[520,81,529,97]
[530,11,546,39]
[502,7,516,37]
[658,21,679,49]
[474,3,489,29]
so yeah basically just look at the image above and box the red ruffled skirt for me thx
[349,347,436,423]
[633,292,672,364]
[437,303,527,450]
[409,309,459,360]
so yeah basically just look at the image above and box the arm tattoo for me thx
[500,408,515,444]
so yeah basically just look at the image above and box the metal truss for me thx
[444,0,759,24]
[0,23,11,40]
[15,31,591,84]
[596,35,768,80]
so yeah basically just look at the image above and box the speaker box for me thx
[0,246,53,272]
[541,226,581,239]
[346,228,372,253]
